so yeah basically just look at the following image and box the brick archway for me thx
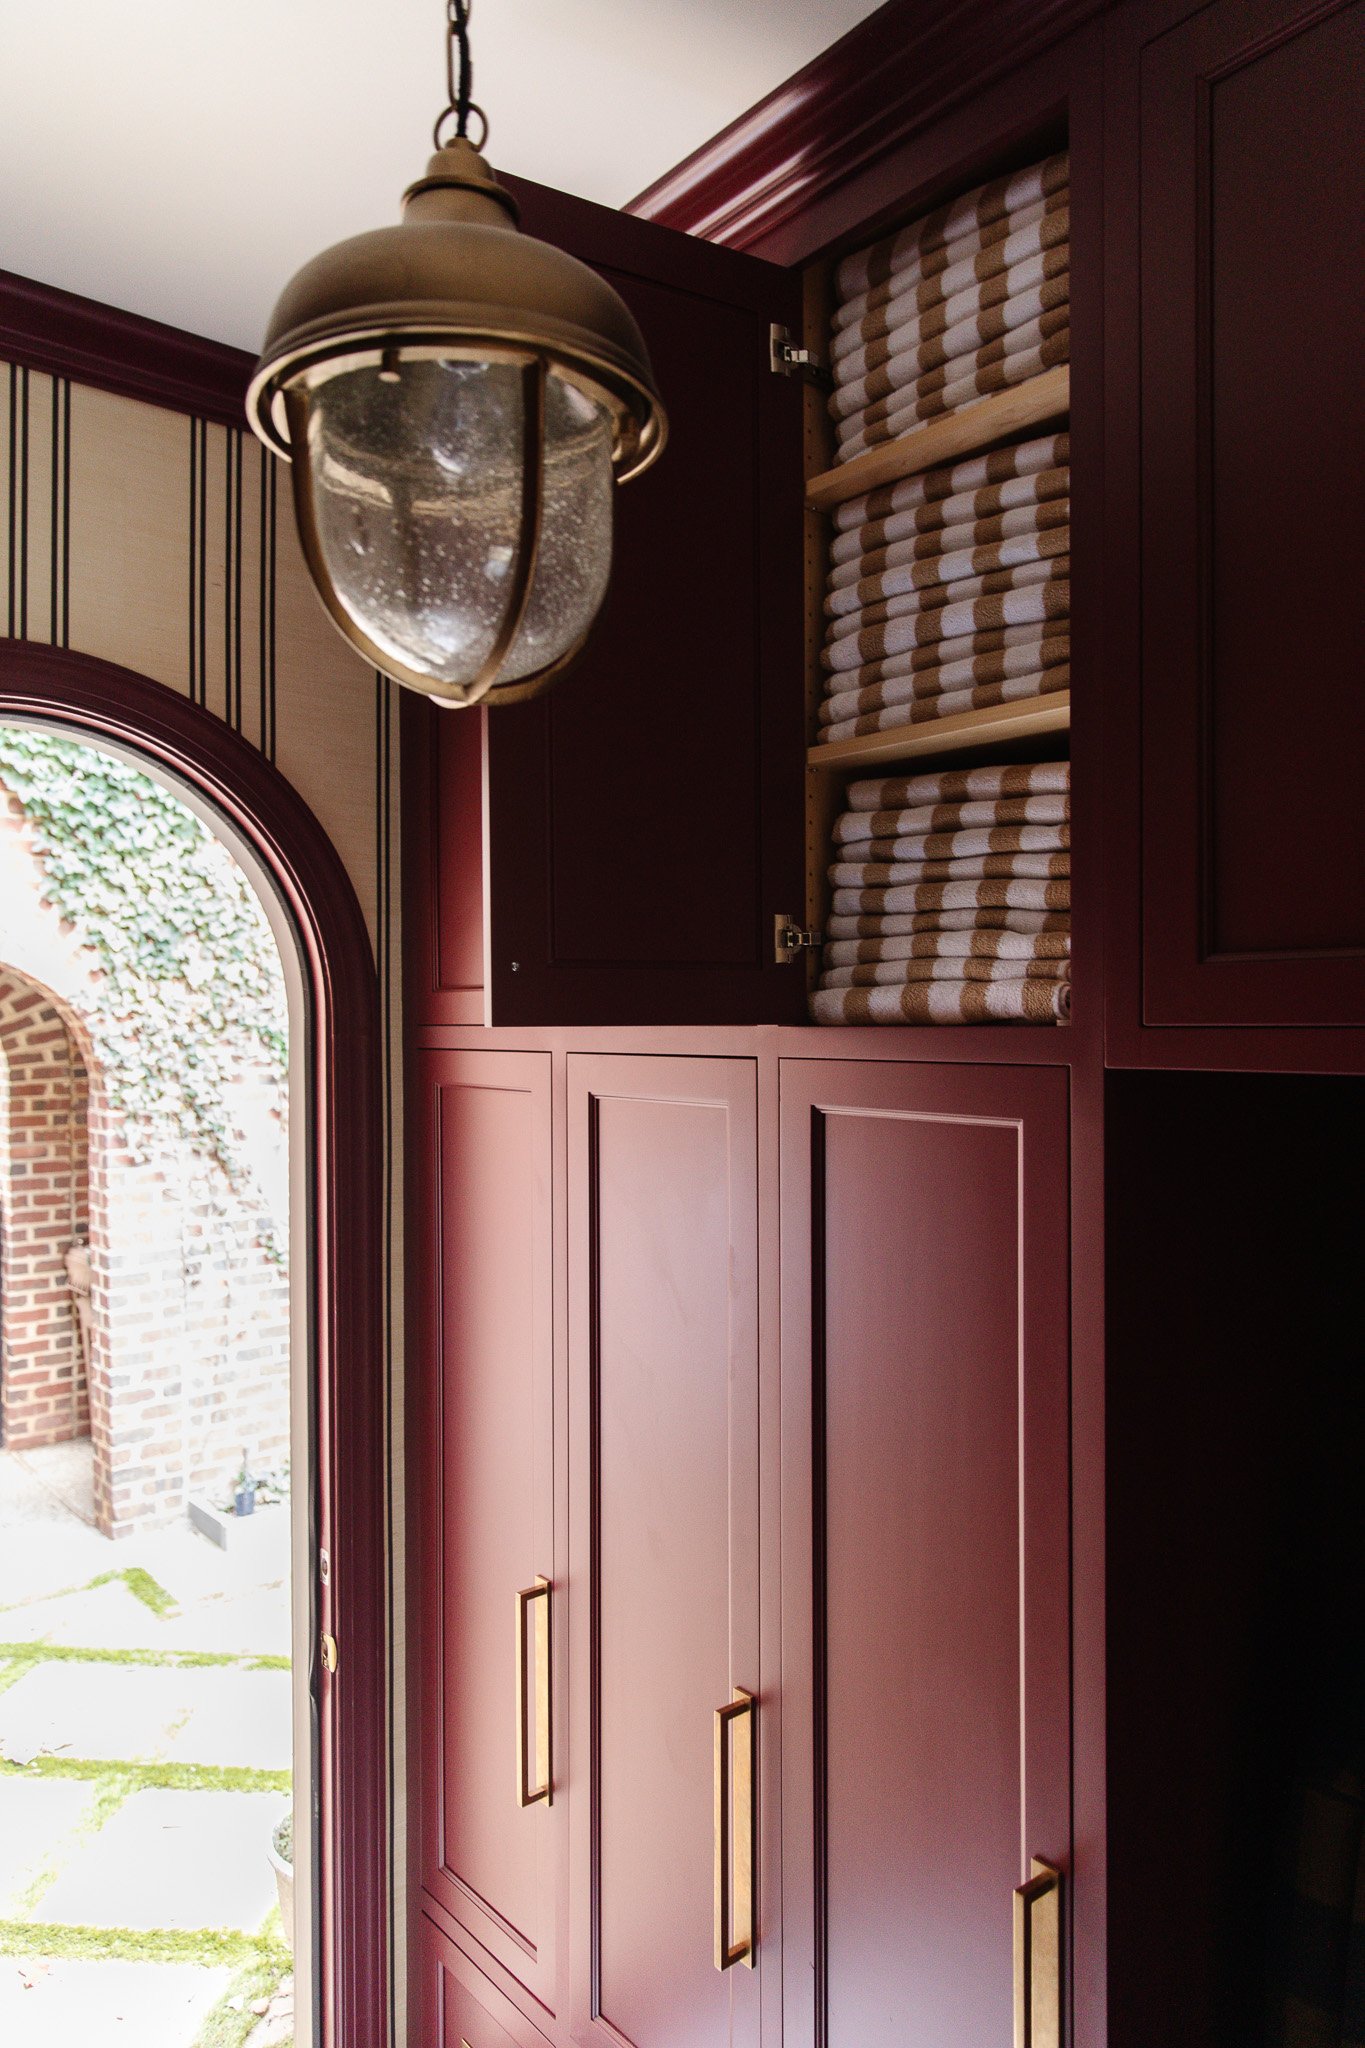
[0,966,92,1452]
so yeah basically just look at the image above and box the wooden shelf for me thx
[805,366,1070,515]
[807,690,1070,772]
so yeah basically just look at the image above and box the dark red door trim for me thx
[0,640,388,2048]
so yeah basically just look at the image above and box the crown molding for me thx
[627,0,1106,254]
[0,268,253,426]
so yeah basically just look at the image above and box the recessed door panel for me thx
[568,1055,761,2048]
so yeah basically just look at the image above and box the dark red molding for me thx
[0,642,389,2048]
[0,269,253,427]
[627,0,1105,256]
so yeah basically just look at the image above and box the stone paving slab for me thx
[35,1787,287,1933]
[165,1666,293,1772]
[0,1662,192,1766]
[0,1954,230,2046]
[0,1777,95,1912]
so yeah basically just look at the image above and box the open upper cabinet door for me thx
[405,173,807,1029]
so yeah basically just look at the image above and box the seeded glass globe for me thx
[247,137,665,707]
[299,358,614,693]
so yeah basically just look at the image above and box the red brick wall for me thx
[0,970,91,1448]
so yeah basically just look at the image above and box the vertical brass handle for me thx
[1014,1857,1062,2048]
[713,1689,756,1971]
[515,1577,552,1808]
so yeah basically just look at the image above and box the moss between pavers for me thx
[0,1755,291,1795]
[0,1640,290,1673]
[0,1565,182,1620]
[0,1919,291,1969]
[195,1946,294,2048]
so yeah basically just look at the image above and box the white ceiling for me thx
[0,0,883,353]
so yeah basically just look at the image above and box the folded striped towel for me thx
[824,582,1071,670]
[832,819,1069,862]
[836,190,1070,341]
[832,466,1070,567]
[834,792,1071,843]
[818,670,1068,743]
[826,526,1070,618]
[835,152,1069,305]
[834,303,1071,438]
[835,258,1071,392]
[826,555,1067,644]
[821,955,1070,988]
[845,759,1069,811]
[825,928,1071,966]
[834,431,1070,535]
[833,856,1071,902]
[833,282,1070,414]
[828,500,1070,592]
[818,622,1065,701]
[825,906,1070,938]
[837,328,1071,458]
[810,977,1071,1025]
[820,641,1069,723]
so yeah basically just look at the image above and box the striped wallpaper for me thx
[0,357,407,2041]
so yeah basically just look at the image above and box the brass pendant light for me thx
[246,1,666,708]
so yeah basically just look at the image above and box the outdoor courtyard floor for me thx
[0,1442,296,2047]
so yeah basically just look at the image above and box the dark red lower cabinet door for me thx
[420,1912,556,2048]
[411,1050,562,2015]
[779,1060,1071,2048]
[567,1055,763,2048]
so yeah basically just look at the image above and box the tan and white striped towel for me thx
[825,928,1071,966]
[817,621,1066,702]
[834,792,1071,843]
[834,431,1069,534]
[824,581,1071,670]
[845,759,1069,811]
[833,855,1071,896]
[836,328,1071,458]
[810,977,1070,1025]
[826,905,1070,938]
[834,257,1071,390]
[820,955,1070,989]
[818,670,1068,743]
[831,465,1070,566]
[820,638,1070,723]
[826,555,1067,645]
[833,282,1071,415]
[832,828,1072,872]
[836,194,1070,341]
[835,152,1069,302]
[835,305,1071,441]
[828,499,1070,591]
[826,526,1071,618]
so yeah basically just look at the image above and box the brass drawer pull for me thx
[515,1577,552,1808]
[713,1689,756,1971]
[1014,1857,1062,2048]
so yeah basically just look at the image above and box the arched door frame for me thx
[0,638,388,2048]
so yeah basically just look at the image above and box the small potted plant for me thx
[269,1809,294,1952]
[233,1447,257,1519]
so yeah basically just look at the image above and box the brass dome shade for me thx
[246,138,667,708]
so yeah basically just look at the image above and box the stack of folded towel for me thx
[810,759,1071,1025]
[814,430,1070,746]
[830,151,1069,462]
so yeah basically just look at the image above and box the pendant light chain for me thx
[435,0,488,152]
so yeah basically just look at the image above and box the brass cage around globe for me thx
[246,138,667,708]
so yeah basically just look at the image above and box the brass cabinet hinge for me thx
[770,323,831,389]
[774,912,823,963]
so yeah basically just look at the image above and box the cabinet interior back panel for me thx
[820,1109,1022,2044]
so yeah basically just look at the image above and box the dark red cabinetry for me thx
[409,1049,564,2019]
[565,1054,765,2048]
[779,1059,1071,2047]
[402,178,806,1033]
[1106,0,1365,1064]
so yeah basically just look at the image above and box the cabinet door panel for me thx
[483,184,806,1028]
[780,1059,1070,2048]
[568,1055,761,2048]
[412,1050,560,2012]
[1140,0,1365,1026]
[420,1911,556,2048]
